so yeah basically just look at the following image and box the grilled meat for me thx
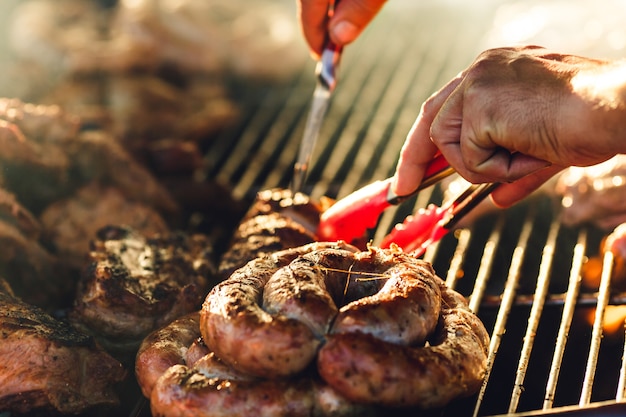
[0,187,70,309]
[218,188,330,279]
[40,183,170,271]
[0,98,178,216]
[0,279,126,415]
[556,155,626,231]
[70,225,217,360]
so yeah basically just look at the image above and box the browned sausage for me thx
[200,241,359,378]
[135,312,201,399]
[150,365,373,417]
[320,247,442,346]
[317,284,489,409]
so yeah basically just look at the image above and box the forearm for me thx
[569,59,626,157]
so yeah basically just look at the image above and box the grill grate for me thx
[200,1,626,416]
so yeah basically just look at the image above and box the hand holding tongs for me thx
[317,155,500,257]
[291,0,343,193]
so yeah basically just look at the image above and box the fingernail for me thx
[331,21,359,44]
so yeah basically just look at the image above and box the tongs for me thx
[317,154,500,257]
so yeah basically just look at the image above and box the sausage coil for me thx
[317,283,490,408]
[142,244,490,414]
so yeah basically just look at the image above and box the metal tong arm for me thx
[441,182,500,229]
[386,154,455,205]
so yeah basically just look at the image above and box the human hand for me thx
[297,0,387,59]
[393,45,626,207]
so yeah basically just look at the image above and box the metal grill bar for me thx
[474,208,536,417]
[468,216,505,314]
[445,228,472,289]
[543,229,587,410]
[618,326,626,401]
[580,251,614,406]
[509,220,561,413]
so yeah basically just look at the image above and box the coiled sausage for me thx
[317,283,489,408]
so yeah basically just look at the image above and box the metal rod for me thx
[480,291,626,309]
[580,250,615,406]
[468,216,505,314]
[617,321,626,401]
[543,229,587,409]
[445,228,472,289]
[473,209,535,417]
[509,219,560,413]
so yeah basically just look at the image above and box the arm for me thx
[393,46,626,207]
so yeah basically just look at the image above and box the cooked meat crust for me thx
[0,281,126,415]
[318,282,489,408]
[136,310,371,417]
[70,225,216,357]
[218,189,326,279]
[202,242,358,378]
[135,312,203,399]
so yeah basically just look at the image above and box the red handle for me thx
[318,178,392,242]
[317,155,452,243]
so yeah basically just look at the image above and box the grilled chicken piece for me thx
[0,279,126,415]
[218,189,329,279]
[70,225,217,360]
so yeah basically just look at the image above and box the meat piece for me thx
[0,187,70,309]
[40,183,170,271]
[218,189,331,279]
[218,213,318,279]
[0,279,126,415]
[582,223,626,290]
[0,220,68,309]
[70,225,216,359]
[151,365,372,417]
[604,223,626,285]
[136,309,371,417]
[202,242,359,378]
[204,244,449,384]
[136,313,203,399]
[317,283,489,409]
[323,248,442,346]
[0,98,179,216]
[0,187,41,240]
[556,155,626,230]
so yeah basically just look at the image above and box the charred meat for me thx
[70,225,217,360]
[0,279,126,415]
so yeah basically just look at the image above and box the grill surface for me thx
[201,1,626,416]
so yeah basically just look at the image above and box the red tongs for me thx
[317,155,500,256]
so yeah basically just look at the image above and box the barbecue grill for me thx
[2,0,626,416]
[197,1,626,416]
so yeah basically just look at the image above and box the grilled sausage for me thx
[150,365,373,417]
[203,245,446,380]
[317,283,489,408]
[135,312,202,399]
[200,241,359,378]
[317,247,443,346]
